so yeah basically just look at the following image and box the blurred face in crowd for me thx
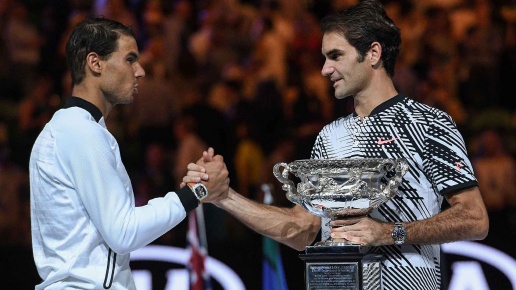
[321,32,372,99]
[99,34,145,105]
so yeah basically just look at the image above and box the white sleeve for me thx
[59,125,187,254]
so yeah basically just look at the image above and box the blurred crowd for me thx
[0,0,515,257]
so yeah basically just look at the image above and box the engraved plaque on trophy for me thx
[273,158,408,290]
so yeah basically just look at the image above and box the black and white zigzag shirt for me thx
[311,94,478,290]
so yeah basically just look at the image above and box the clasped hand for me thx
[181,148,230,203]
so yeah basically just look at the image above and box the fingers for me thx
[183,175,202,184]
[330,218,360,227]
[183,159,227,183]
[212,154,224,162]
[182,148,230,204]
[330,226,358,243]
[329,218,377,246]
[203,147,215,162]
[200,148,223,164]
[183,163,209,184]
[187,162,206,173]
[201,160,230,203]
[202,157,227,173]
[186,150,226,185]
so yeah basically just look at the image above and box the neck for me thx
[71,85,112,118]
[353,75,398,118]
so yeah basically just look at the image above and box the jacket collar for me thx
[64,96,103,123]
[352,94,404,117]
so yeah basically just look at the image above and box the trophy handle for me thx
[372,158,408,208]
[394,158,409,189]
[384,158,408,196]
[273,162,300,204]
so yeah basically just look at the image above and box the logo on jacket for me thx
[377,137,398,145]
[455,161,465,171]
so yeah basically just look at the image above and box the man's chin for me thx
[122,96,134,104]
[334,92,352,99]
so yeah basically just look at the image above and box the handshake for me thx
[180,147,230,204]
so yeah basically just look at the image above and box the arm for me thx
[406,186,488,244]
[331,186,488,246]
[214,188,321,251]
[65,131,227,254]
[183,148,321,251]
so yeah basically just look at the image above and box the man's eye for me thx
[329,54,340,60]
[127,56,138,63]
[325,53,337,61]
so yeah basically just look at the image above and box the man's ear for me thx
[86,52,102,75]
[369,41,382,69]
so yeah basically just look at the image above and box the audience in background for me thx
[471,128,516,258]
[0,0,515,288]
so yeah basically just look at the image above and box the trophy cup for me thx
[273,158,408,290]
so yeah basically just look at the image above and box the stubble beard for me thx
[334,86,352,100]
[104,89,134,106]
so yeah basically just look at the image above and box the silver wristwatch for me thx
[392,222,406,245]
[188,182,208,202]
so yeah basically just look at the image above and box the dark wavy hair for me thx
[320,0,401,77]
[66,17,134,85]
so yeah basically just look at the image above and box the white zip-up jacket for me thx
[30,97,198,289]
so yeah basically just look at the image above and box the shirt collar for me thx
[353,94,404,118]
[64,96,103,123]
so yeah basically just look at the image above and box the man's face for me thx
[321,32,371,99]
[100,34,145,105]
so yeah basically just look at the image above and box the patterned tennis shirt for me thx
[311,94,478,290]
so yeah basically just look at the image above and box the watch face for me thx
[196,186,207,197]
[194,184,207,200]
[393,223,406,245]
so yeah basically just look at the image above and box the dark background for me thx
[1,0,515,289]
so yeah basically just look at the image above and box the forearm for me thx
[213,188,320,251]
[406,204,488,245]
[404,188,489,245]
[332,187,489,246]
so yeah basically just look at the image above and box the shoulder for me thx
[399,98,445,118]
[51,108,113,152]
[52,108,107,137]
[396,98,455,125]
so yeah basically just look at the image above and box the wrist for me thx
[187,182,208,203]
[391,222,407,245]
[212,187,234,208]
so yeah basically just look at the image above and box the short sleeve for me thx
[422,112,477,195]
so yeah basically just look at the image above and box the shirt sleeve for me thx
[423,111,478,196]
[58,124,194,254]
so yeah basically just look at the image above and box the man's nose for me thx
[321,61,333,77]
[135,63,145,78]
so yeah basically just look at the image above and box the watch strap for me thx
[177,186,199,212]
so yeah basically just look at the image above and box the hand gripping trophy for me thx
[273,158,408,290]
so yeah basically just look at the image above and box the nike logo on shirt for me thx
[378,137,398,145]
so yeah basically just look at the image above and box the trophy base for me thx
[300,246,383,290]
[314,239,362,247]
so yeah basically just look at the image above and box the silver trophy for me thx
[273,158,408,289]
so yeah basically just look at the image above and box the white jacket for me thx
[30,98,197,289]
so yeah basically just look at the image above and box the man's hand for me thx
[330,216,393,246]
[180,148,216,186]
[181,148,230,203]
